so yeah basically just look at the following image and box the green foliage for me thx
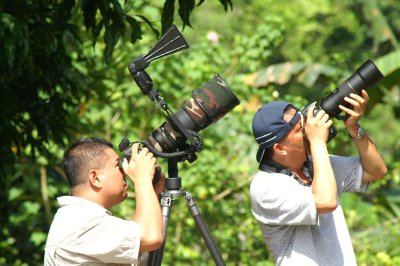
[246,62,339,88]
[0,0,233,179]
[1,0,400,265]
[0,1,232,265]
[0,1,79,176]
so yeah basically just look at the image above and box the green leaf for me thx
[375,51,400,90]
[178,0,195,27]
[111,0,124,24]
[375,50,400,77]
[92,18,104,47]
[298,63,337,88]
[361,0,398,48]
[125,15,141,43]
[161,0,175,34]
[246,62,338,88]
[136,15,159,38]
[218,0,233,11]
[81,0,99,31]
[103,23,120,64]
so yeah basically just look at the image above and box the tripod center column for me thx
[165,177,182,190]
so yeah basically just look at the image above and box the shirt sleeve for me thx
[60,214,141,264]
[250,172,317,226]
[330,155,367,195]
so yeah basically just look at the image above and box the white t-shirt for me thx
[250,155,367,266]
[44,196,147,266]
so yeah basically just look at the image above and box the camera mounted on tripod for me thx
[118,25,240,166]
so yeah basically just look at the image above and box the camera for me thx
[301,59,384,141]
[146,74,240,154]
[119,75,240,162]
[118,25,240,167]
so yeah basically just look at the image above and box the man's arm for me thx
[306,106,338,214]
[123,144,163,252]
[351,131,387,183]
[340,90,387,184]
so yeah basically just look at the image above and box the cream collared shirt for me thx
[44,196,147,265]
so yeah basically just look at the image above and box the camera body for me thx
[301,102,339,141]
[301,59,384,142]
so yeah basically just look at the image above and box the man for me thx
[45,138,164,265]
[250,90,387,265]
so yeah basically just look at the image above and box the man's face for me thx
[279,108,307,162]
[96,148,128,208]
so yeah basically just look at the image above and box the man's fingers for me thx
[131,143,140,155]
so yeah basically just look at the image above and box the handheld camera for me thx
[301,59,384,141]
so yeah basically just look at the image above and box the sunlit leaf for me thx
[245,62,338,88]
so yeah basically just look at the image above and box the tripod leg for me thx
[148,193,173,266]
[185,192,226,266]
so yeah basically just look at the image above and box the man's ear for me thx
[273,142,287,156]
[88,169,102,189]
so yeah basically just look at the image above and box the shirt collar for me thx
[57,196,112,215]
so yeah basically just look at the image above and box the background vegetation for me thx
[1,0,399,265]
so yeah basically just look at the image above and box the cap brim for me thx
[256,148,265,162]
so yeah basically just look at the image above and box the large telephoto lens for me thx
[148,75,241,152]
[320,59,384,118]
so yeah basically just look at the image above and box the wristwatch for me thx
[348,125,366,140]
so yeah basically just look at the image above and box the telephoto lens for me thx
[118,75,240,163]
[320,59,383,118]
[148,74,241,152]
[301,59,384,142]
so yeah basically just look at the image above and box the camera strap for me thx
[300,111,314,185]
[259,160,292,176]
[259,160,313,187]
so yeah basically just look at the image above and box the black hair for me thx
[63,137,114,187]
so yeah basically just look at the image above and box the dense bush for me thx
[1,0,399,265]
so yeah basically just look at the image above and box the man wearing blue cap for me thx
[250,90,387,265]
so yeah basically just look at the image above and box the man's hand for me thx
[339,90,368,136]
[122,143,156,185]
[338,89,387,183]
[153,166,165,196]
[305,105,333,144]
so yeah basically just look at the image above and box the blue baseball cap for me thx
[252,101,301,162]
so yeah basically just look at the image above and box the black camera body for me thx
[301,59,384,142]
[301,101,339,141]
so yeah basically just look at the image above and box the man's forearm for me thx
[134,180,163,251]
[311,142,338,213]
[353,134,387,183]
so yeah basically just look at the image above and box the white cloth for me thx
[250,155,367,266]
[44,196,147,265]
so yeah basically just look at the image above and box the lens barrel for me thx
[320,59,383,118]
[148,75,240,152]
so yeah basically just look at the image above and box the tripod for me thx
[148,159,225,266]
